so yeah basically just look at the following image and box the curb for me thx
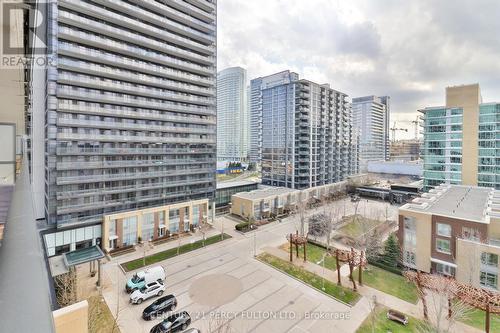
[255,255,359,308]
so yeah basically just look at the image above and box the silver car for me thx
[130,280,165,304]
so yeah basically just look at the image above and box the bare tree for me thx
[54,267,77,307]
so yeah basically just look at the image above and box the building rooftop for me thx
[233,186,299,201]
[402,185,492,222]
[216,179,260,190]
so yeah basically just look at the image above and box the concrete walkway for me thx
[264,247,483,333]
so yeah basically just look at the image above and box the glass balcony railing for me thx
[60,0,214,52]
[56,158,212,170]
[88,0,215,43]
[56,132,215,145]
[58,27,214,75]
[56,168,214,184]
[57,186,214,214]
[55,147,215,155]
[57,101,215,125]
[58,58,214,96]
[58,43,214,86]
[58,10,214,65]
[56,87,215,116]
[57,73,215,106]
[56,118,214,135]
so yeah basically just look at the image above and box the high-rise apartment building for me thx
[249,70,299,164]
[216,67,248,162]
[421,84,500,190]
[254,71,357,189]
[352,95,390,171]
[27,0,217,255]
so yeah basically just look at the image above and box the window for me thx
[436,263,455,277]
[481,253,499,267]
[404,250,416,267]
[480,271,498,289]
[437,223,451,237]
[436,238,451,254]
[462,227,481,242]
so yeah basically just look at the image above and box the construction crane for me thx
[390,122,408,142]
[397,116,421,140]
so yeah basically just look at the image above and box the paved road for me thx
[100,198,397,333]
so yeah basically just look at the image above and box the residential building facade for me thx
[421,84,500,190]
[249,70,299,164]
[399,184,500,290]
[216,67,248,162]
[352,95,390,171]
[257,73,357,189]
[27,0,217,255]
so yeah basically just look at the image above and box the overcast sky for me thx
[217,0,500,139]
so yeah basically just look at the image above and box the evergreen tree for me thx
[381,233,400,267]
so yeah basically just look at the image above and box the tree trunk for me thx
[289,233,293,262]
[358,251,364,286]
[486,298,490,333]
[303,242,307,262]
[336,249,341,286]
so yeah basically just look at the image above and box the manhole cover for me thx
[189,274,242,307]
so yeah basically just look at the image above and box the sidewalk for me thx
[262,246,482,333]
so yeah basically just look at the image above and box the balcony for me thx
[58,58,214,96]
[58,43,214,87]
[56,168,214,185]
[58,10,214,66]
[59,0,214,54]
[56,147,215,156]
[89,0,215,44]
[56,158,212,170]
[57,187,214,214]
[57,73,215,106]
[56,132,215,145]
[56,178,213,200]
[57,102,215,125]
[56,87,215,117]
[58,27,214,76]
[142,0,215,28]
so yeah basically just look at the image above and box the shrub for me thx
[235,221,250,231]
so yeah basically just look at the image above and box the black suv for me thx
[150,311,191,333]
[142,294,177,320]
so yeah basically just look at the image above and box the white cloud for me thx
[217,0,500,139]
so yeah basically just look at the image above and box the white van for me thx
[125,266,166,292]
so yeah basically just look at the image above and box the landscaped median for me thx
[257,252,360,306]
[121,233,232,272]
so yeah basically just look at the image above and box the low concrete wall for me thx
[53,300,88,333]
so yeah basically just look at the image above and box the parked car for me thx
[150,311,191,333]
[181,329,200,333]
[142,294,177,320]
[130,281,165,305]
[126,266,166,293]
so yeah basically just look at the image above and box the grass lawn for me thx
[356,305,426,333]
[337,215,384,238]
[354,265,419,304]
[257,253,360,305]
[459,307,500,332]
[88,296,120,333]
[122,233,231,271]
[279,242,338,271]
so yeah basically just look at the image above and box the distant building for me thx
[217,67,249,162]
[253,71,357,189]
[249,70,299,164]
[390,139,421,161]
[420,84,500,190]
[399,184,500,290]
[352,95,390,171]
